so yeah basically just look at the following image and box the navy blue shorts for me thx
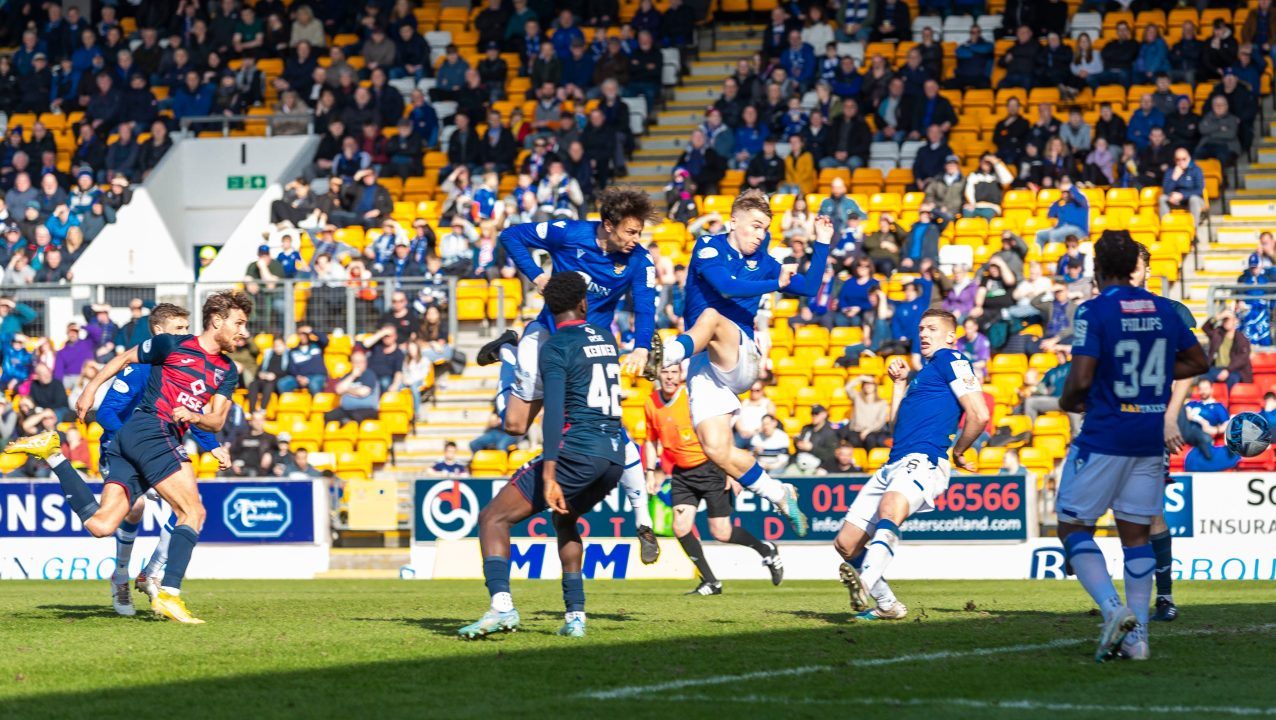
[512,452,622,515]
[102,413,190,502]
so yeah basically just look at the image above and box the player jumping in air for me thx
[460,272,629,639]
[1056,232,1206,661]
[94,304,229,614]
[7,291,251,624]
[648,190,833,536]
[478,186,661,564]
[833,309,989,620]
[644,363,782,595]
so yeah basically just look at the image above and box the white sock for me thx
[871,579,898,609]
[146,521,173,576]
[1123,544,1156,625]
[620,443,652,528]
[160,586,180,596]
[1065,533,1123,620]
[744,471,788,506]
[47,451,66,468]
[859,520,901,591]
[662,335,690,366]
[565,611,586,623]
[114,526,137,577]
[491,591,514,613]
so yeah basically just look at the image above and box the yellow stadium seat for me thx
[830,326,863,348]
[1033,413,1072,440]
[336,451,373,480]
[1033,435,1069,460]
[978,447,1007,473]
[1018,447,1054,476]
[197,452,220,478]
[357,420,390,464]
[277,392,312,417]
[772,298,800,319]
[508,449,540,470]
[470,449,509,477]
[794,325,829,350]
[989,353,1027,378]
[866,447,891,471]
[1028,352,1059,373]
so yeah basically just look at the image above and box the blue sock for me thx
[848,549,867,571]
[51,460,99,522]
[1123,543,1156,625]
[114,520,139,575]
[1150,530,1173,599]
[161,525,199,592]
[562,572,585,614]
[484,556,511,597]
[1063,531,1123,619]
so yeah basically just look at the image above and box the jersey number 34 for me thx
[588,364,623,417]
[1113,338,1167,399]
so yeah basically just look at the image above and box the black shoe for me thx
[1151,596,1179,622]
[477,329,519,366]
[761,541,784,586]
[685,581,722,596]
[642,332,663,381]
[636,525,660,565]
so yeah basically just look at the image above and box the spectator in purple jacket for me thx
[958,316,991,378]
[942,263,978,319]
[52,321,96,389]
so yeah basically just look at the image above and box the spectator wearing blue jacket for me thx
[732,105,769,169]
[408,89,440,148]
[780,30,817,91]
[1159,148,1206,226]
[278,326,328,393]
[171,70,214,123]
[1,336,33,391]
[1134,25,1171,83]
[1126,94,1165,151]
[551,10,585,59]
[1035,178,1089,246]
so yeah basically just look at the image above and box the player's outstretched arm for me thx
[499,221,559,288]
[952,392,990,472]
[95,366,145,433]
[75,347,140,421]
[778,216,833,297]
[885,357,910,427]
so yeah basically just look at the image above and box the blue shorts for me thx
[511,452,623,515]
[102,413,190,502]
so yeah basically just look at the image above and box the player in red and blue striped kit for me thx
[8,291,253,624]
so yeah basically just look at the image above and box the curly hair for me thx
[544,271,588,316]
[202,290,254,330]
[1094,230,1140,282]
[597,186,659,228]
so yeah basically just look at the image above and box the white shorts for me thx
[1056,448,1162,525]
[687,329,761,427]
[510,321,550,402]
[843,453,952,532]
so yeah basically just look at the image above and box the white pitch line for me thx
[577,622,1276,701]
[658,694,1276,716]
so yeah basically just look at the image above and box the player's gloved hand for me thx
[212,445,232,470]
[812,214,834,245]
[778,264,798,288]
[1164,416,1185,454]
[622,348,648,376]
[172,406,200,425]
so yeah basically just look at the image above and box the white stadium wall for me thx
[73,135,317,284]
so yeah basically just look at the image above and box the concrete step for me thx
[419,406,491,424]
[653,109,710,124]
[689,60,735,76]
[1200,255,1249,272]
[1226,198,1276,218]
[1240,173,1276,190]
[1215,226,1265,245]
[412,421,488,437]
[327,548,410,570]
[640,137,687,151]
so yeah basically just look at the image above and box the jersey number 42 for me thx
[588,364,623,417]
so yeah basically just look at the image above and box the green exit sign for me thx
[227,175,267,190]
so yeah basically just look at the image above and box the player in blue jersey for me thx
[1056,231,1206,662]
[94,304,230,614]
[460,273,627,639]
[833,309,989,620]
[8,292,252,624]
[1134,243,1193,623]
[649,190,834,536]
[480,187,662,564]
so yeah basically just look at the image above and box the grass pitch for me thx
[1,579,1273,719]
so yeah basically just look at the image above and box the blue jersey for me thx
[889,347,982,463]
[500,219,657,349]
[96,363,220,451]
[1072,285,1199,457]
[684,232,831,340]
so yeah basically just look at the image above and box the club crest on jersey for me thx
[745,260,758,270]
[213,368,226,385]
[613,263,625,275]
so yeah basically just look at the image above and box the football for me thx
[1226,412,1272,458]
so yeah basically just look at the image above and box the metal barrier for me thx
[176,112,316,137]
[1207,284,1276,316]
[0,276,470,340]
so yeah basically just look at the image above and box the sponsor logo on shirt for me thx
[1120,299,1157,314]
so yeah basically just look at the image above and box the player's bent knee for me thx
[708,524,732,543]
